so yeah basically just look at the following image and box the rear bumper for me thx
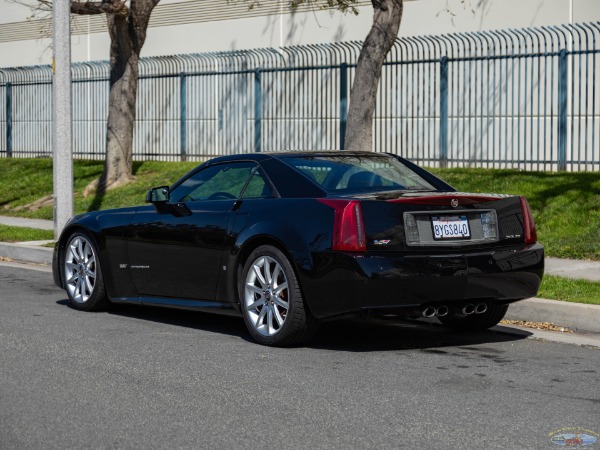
[297,243,544,319]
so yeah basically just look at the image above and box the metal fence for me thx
[1,22,599,171]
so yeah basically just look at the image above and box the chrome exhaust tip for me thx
[475,303,488,314]
[436,306,449,317]
[422,306,437,318]
[462,304,476,315]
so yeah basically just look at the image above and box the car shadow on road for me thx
[56,299,253,342]
[56,300,532,352]
[309,318,532,352]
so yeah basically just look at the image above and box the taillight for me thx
[317,199,366,252]
[520,196,537,244]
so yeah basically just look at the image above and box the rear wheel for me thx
[438,303,508,331]
[63,232,108,311]
[240,245,318,346]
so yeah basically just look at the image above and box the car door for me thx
[127,161,257,301]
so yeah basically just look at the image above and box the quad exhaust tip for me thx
[422,306,449,318]
[461,303,488,315]
[462,304,476,315]
[475,302,488,314]
[436,306,449,317]
[422,303,485,318]
[422,306,437,318]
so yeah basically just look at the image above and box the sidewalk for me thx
[1,214,599,334]
[0,215,54,230]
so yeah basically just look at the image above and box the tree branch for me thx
[70,0,127,16]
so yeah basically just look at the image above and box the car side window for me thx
[170,162,256,202]
[241,167,274,199]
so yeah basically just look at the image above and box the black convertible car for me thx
[53,151,544,346]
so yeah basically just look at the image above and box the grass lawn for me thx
[0,158,599,260]
[538,275,600,305]
[0,224,54,242]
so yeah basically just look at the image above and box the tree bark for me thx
[344,0,403,151]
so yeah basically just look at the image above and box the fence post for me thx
[179,72,187,161]
[557,49,567,171]
[439,56,448,168]
[339,63,348,150]
[6,82,12,158]
[254,69,262,153]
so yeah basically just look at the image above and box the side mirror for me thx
[146,186,170,203]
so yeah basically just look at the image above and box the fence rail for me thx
[1,22,599,171]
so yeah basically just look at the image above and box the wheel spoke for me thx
[267,306,275,334]
[246,284,263,296]
[67,272,79,284]
[69,243,80,263]
[77,276,84,299]
[274,282,288,296]
[273,296,288,310]
[248,297,264,311]
[253,262,267,288]
[255,305,267,328]
[272,264,281,286]
[85,276,94,294]
[273,306,284,327]
[265,259,273,285]
[86,253,95,268]
[77,239,84,263]
[66,261,78,271]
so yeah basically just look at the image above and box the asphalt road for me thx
[1,262,599,449]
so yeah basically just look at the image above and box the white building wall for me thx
[1,0,599,68]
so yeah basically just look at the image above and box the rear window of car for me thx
[282,154,436,194]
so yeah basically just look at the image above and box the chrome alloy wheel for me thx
[244,256,289,336]
[64,235,97,304]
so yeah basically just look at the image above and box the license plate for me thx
[431,215,471,240]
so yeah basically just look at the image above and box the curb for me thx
[2,241,599,335]
[506,297,600,334]
[0,242,53,265]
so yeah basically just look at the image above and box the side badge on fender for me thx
[119,264,127,269]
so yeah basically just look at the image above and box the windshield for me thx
[282,154,436,194]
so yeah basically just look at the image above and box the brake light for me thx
[318,199,366,252]
[520,197,537,244]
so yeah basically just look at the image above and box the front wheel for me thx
[63,232,109,311]
[438,303,508,331]
[240,245,318,346]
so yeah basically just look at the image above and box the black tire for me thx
[438,303,508,331]
[63,231,109,311]
[239,245,318,346]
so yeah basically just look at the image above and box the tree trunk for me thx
[344,0,403,151]
[102,11,139,190]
